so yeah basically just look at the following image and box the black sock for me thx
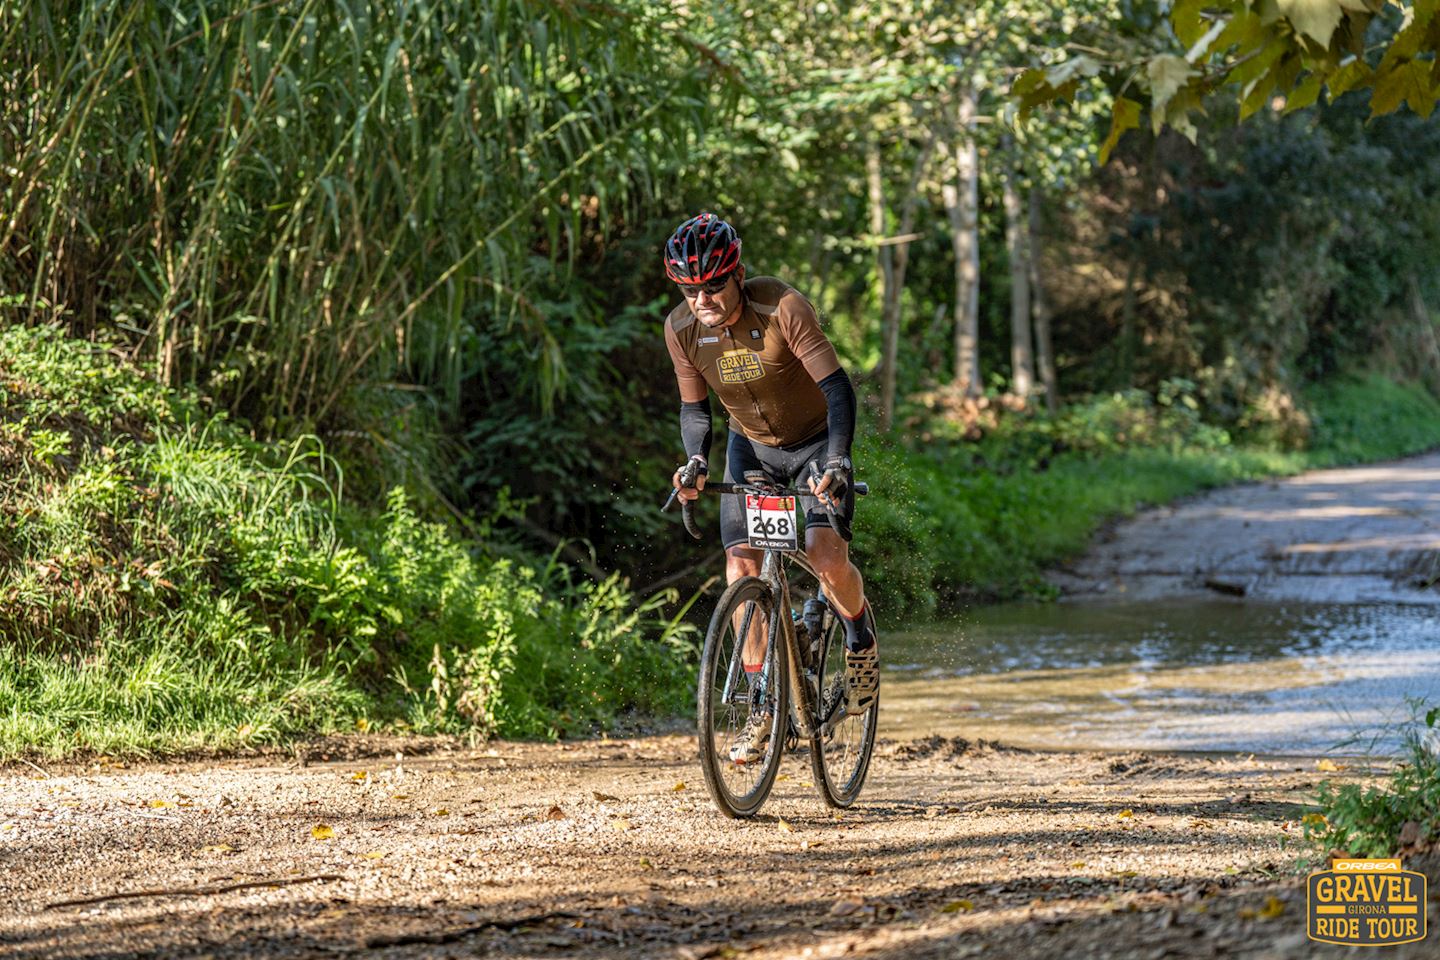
[842,603,875,653]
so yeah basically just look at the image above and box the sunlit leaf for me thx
[1276,0,1346,47]
[1099,98,1141,165]
[311,823,335,840]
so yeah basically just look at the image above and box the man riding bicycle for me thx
[662,212,878,763]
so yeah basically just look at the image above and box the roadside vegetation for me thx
[5,2,1440,757]
[1305,706,1440,859]
[0,327,692,757]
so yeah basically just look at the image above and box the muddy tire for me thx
[809,603,878,808]
[697,576,789,818]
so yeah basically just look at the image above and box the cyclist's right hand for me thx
[672,455,708,503]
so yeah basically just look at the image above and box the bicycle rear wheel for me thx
[808,603,878,808]
[697,575,789,818]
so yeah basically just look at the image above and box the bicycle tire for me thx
[808,603,878,808]
[696,575,789,818]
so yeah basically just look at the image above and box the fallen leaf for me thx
[1258,896,1285,920]
[351,771,368,782]
[1302,813,1327,828]
[672,782,686,792]
[1070,861,1087,868]
[940,899,975,913]
[433,808,450,817]
[1,823,17,832]
[1316,759,1341,772]
[390,794,410,801]
[149,799,173,809]
[776,774,791,782]
[591,791,620,802]
[196,844,234,854]
[546,805,567,821]
[1112,869,1139,878]
[830,898,864,916]
[311,824,335,840]
[1117,809,1134,819]
[612,819,632,831]
[362,851,385,860]
[777,818,793,833]
[639,858,654,871]
[800,839,824,850]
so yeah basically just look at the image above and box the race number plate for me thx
[745,495,798,550]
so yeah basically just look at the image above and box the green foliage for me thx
[1304,704,1440,858]
[0,327,694,757]
[1,0,735,436]
[1018,1,1440,154]
[1305,372,1440,465]
[853,374,1440,604]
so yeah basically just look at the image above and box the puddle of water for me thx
[881,600,1440,756]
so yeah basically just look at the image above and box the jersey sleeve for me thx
[776,290,841,382]
[663,316,710,403]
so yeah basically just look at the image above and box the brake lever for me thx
[806,460,838,513]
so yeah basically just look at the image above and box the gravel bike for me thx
[663,461,879,818]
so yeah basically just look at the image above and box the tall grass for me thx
[0,325,694,757]
[0,1,736,434]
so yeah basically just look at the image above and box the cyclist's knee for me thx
[726,544,763,580]
[805,527,850,577]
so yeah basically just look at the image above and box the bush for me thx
[1304,705,1440,858]
[0,326,695,757]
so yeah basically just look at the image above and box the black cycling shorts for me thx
[719,429,855,551]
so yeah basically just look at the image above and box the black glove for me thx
[675,455,708,489]
[815,455,851,506]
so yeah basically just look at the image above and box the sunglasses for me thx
[677,275,733,296]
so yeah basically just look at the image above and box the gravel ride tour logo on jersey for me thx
[717,349,764,384]
[1307,857,1428,946]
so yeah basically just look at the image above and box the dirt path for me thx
[2,737,1434,959]
[7,453,1440,958]
[1049,451,1440,603]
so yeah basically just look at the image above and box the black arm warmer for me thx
[679,397,713,463]
[817,367,856,461]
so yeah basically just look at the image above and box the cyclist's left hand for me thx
[808,456,851,508]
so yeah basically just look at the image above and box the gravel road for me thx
[6,452,1440,958]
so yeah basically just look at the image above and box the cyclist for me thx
[662,212,877,763]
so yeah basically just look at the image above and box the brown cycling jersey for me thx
[664,276,840,449]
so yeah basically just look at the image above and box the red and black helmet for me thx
[663,212,741,284]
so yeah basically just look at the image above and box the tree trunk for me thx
[873,133,936,431]
[943,89,981,397]
[1028,188,1057,413]
[1002,145,1033,399]
[867,142,896,428]
[1117,254,1138,388]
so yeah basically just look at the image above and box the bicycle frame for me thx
[665,473,868,743]
[717,545,821,739]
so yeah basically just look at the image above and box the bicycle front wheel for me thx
[809,603,878,808]
[697,575,789,818]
